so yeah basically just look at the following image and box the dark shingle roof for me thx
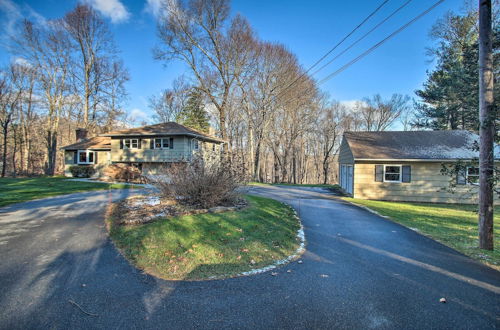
[344,130,500,160]
[61,136,111,151]
[102,122,225,143]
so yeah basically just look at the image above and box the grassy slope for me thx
[0,177,133,207]
[344,198,500,270]
[108,195,301,280]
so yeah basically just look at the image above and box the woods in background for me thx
[0,4,129,177]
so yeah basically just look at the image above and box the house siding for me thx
[338,137,354,164]
[353,161,500,204]
[110,136,192,162]
[64,150,111,177]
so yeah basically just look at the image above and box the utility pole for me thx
[478,0,494,250]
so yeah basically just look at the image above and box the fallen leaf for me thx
[439,298,447,303]
[236,255,241,260]
[250,259,256,265]
[297,260,303,264]
[286,270,292,273]
[242,248,249,253]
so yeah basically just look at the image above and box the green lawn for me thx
[249,182,344,194]
[108,195,302,280]
[0,177,135,207]
[343,198,500,270]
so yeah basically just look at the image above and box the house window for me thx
[154,138,169,149]
[192,139,199,150]
[123,138,139,149]
[384,165,401,183]
[466,166,479,185]
[77,150,95,164]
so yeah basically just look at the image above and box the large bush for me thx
[150,156,247,209]
[69,165,95,178]
[103,164,143,183]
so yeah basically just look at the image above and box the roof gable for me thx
[344,130,500,160]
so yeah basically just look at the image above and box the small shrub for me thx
[149,156,248,209]
[103,164,143,183]
[69,165,95,178]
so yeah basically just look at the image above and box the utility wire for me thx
[310,0,414,77]
[270,0,390,100]
[318,0,445,85]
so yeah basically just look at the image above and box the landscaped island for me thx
[107,195,303,280]
[344,198,500,270]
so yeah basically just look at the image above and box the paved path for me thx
[0,186,498,329]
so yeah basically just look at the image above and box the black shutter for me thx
[150,139,154,149]
[120,139,123,149]
[456,168,466,185]
[402,165,411,183]
[137,138,141,149]
[375,165,383,182]
[73,151,78,164]
[94,151,98,164]
[170,137,174,149]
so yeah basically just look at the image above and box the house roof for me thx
[102,122,226,143]
[61,136,111,151]
[343,130,500,161]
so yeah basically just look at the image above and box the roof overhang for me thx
[354,158,500,162]
[102,132,226,144]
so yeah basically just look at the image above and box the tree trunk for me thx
[478,0,494,250]
[1,123,8,177]
[45,130,58,176]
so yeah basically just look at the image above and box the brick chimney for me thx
[75,128,88,141]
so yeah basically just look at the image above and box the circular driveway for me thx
[0,186,498,329]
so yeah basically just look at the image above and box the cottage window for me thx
[77,150,95,164]
[466,166,479,185]
[192,139,199,150]
[124,138,139,149]
[154,138,170,149]
[384,165,401,183]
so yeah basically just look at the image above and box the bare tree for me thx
[150,76,190,123]
[359,94,410,131]
[154,0,254,151]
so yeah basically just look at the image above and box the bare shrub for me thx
[150,156,248,209]
[103,164,143,183]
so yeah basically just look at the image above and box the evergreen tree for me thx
[176,88,210,133]
[414,7,499,137]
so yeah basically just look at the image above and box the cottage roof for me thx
[61,136,111,151]
[102,122,225,143]
[343,130,500,160]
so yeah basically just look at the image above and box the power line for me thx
[270,0,390,100]
[310,0,414,77]
[318,0,445,85]
[278,0,445,108]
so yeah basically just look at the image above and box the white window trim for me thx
[466,166,479,186]
[383,164,402,183]
[191,139,199,151]
[77,150,95,165]
[153,138,170,149]
[123,138,139,149]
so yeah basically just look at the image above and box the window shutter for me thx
[137,139,141,149]
[170,137,174,149]
[150,139,154,149]
[73,151,78,164]
[456,168,466,185]
[94,151,98,164]
[375,165,383,182]
[402,165,411,183]
[120,139,123,149]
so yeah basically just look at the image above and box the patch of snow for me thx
[133,196,161,207]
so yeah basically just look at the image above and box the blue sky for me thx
[0,0,462,122]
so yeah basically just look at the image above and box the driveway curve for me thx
[0,186,499,329]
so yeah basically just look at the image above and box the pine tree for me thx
[176,88,210,133]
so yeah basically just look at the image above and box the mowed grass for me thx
[0,176,134,207]
[108,195,301,280]
[344,198,500,270]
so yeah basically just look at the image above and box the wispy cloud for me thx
[84,0,130,23]
[0,0,47,39]
[144,0,163,17]
[129,108,151,124]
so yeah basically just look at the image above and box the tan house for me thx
[338,130,500,204]
[61,122,225,177]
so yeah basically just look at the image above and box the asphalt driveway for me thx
[0,186,498,329]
